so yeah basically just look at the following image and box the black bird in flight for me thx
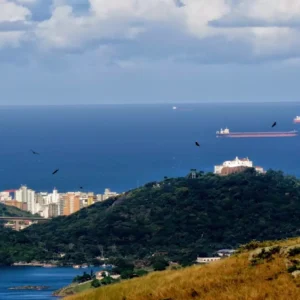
[31,149,39,155]
[272,122,277,128]
[52,169,59,175]
[195,141,200,147]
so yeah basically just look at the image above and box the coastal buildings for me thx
[216,249,236,257]
[63,193,82,216]
[15,185,35,212]
[214,157,265,175]
[96,188,119,202]
[0,185,120,220]
[196,257,221,264]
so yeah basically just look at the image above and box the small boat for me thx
[43,264,56,268]
[73,265,80,269]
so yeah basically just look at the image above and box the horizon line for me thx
[1,101,300,106]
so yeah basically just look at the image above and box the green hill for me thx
[1,169,300,265]
[0,203,37,265]
[9,168,300,265]
[0,203,35,218]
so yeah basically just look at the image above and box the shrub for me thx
[91,279,101,288]
[288,247,300,257]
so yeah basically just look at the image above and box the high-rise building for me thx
[103,188,118,201]
[27,189,35,213]
[4,200,23,210]
[48,203,59,218]
[15,185,35,214]
[63,193,82,216]
[96,188,119,202]
[59,198,65,216]
[87,193,95,206]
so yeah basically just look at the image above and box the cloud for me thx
[35,5,147,51]
[15,0,37,3]
[174,0,185,8]
[0,20,33,31]
[209,16,300,28]
[1,0,300,65]
[0,0,31,22]
[0,0,33,48]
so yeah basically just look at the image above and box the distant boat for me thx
[43,264,56,268]
[294,116,300,123]
[73,265,80,269]
[216,127,298,138]
[172,106,177,110]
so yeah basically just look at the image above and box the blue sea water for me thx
[0,103,300,194]
[0,266,102,299]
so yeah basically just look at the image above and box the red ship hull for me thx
[294,120,300,123]
[217,132,297,138]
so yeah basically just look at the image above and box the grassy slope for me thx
[54,281,92,297]
[65,237,300,300]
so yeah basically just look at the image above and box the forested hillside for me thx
[1,169,300,265]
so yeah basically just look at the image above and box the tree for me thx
[91,278,101,288]
[120,270,134,279]
[135,269,149,277]
[152,258,169,271]
[101,276,114,285]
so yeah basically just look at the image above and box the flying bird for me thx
[52,169,59,175]
[272,122,277,128]
[195,142,200,147]
[31,149,39,155]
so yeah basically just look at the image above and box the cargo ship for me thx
[294,116,300,123]
[216,128,298,138]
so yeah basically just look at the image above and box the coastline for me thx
[13,262,59,267]
[0,266,104,300]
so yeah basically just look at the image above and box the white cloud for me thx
[0,0,31,48]
[0,0,31,22]
[2,0,300,63]
[89,0,179,21]
[35,4,147,50]
[239,0,300,22]
[182,0,231,38]
[15,0,37,3]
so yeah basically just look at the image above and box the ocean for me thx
[0,103,300,194]
[0,266,102,299]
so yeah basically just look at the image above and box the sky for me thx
[1,0,300,105]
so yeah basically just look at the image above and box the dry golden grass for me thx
[65,238,300,300]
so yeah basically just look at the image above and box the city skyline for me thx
[0,1,300,105]
[0,185,119,219]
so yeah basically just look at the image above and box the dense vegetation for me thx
[0,203,34,218]
[0,204,37,265]
[1,169,300,266]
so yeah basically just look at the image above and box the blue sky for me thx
[1,0,300,105]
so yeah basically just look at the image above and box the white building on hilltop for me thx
[214,157,265,175]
